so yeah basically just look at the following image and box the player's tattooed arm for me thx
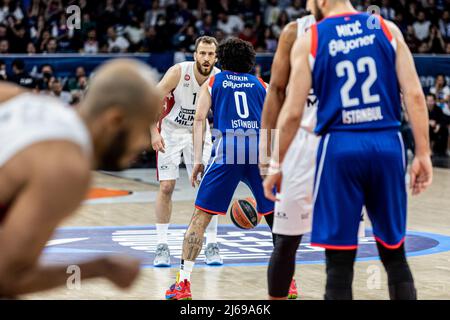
[182,209,213,261]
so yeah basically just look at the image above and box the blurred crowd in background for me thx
[0,0,449,157]
[0,0,449,55]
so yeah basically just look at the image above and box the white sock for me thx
[156,223,169,244]
[179,260,195,282]
[206,215,218,245]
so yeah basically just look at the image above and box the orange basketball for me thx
[230,197,261,229]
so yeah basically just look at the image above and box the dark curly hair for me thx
[217,38,256,73]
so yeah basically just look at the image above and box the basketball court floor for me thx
[24,166,450,300]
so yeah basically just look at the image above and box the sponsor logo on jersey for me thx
[184,74,190,81]
[174,107,195,126]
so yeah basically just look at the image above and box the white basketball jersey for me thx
[0,93,92,167]
[297,15,318,133]
[159,61,220,131]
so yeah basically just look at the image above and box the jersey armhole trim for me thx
[311,24,318,58]
[378,15,397,51]
[208,76,215,95]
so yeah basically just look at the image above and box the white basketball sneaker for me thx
[204,243,223,265]
[154,243,171,267]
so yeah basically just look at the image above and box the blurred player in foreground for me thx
[0,59,163,296]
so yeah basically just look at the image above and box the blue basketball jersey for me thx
[208,71,267,134]
[311,13,401,135]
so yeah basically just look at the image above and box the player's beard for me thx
[196,60,213,76]
[313,0,324,21]
[98,129,130,171]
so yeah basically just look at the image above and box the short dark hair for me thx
[12,58,25,71]
[217,38,256,73]
[194,36,218,52]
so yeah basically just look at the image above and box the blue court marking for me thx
[42,225,450,268]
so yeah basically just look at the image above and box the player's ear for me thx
[103,106,126,129]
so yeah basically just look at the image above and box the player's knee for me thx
[376,242,415,287]
[324,249,356,300]
[273,234,301,259]
[159,181,175,196]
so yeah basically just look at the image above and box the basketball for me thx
[230,197,261,229]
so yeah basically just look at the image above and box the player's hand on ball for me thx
[151,132,165,153]
[263,171,281,202]
[191,163,205,187]
[410,153,433,195]
[103,256,141,289]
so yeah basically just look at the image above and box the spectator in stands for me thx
[10,58,36,89]
[239,23,258,47]
[9,22,29,53]
[427,93,449,156]
[286,0,304,20]
[427,24,446,53]
[394,12,409,35]
[0,38,8,53]
[413,11,432,41]
[217,10,244,36]
[405,25,420,52]
[430,74,450,109]
[196,13,216,36]
[446,42,450,54]
[144,1,165,29]
[264,0,281,27]
[256,26,278,53]
[37,63,55,91]
[51,13,74,52]
[26,41,36,54]
[272,10,289,38]
[83,28,99,54]
[67,66,86,92]
[176,24,197,52]
[0,59,7,81]
[45,36,58,53]
[106,26,129,53]
[439,10,450,40]
[238,0,261,27]
[380,0,396,20]
[50,77,72,105]
[124,17,145,52]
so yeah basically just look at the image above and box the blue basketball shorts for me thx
[195,161,274,216]
[311,129,407,250]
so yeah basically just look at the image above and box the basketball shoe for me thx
[288,279,298,299]
[165,277,192,300]
[204,243,223,265]
[154,243,171,267]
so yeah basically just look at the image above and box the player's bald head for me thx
[81,58,163,122]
